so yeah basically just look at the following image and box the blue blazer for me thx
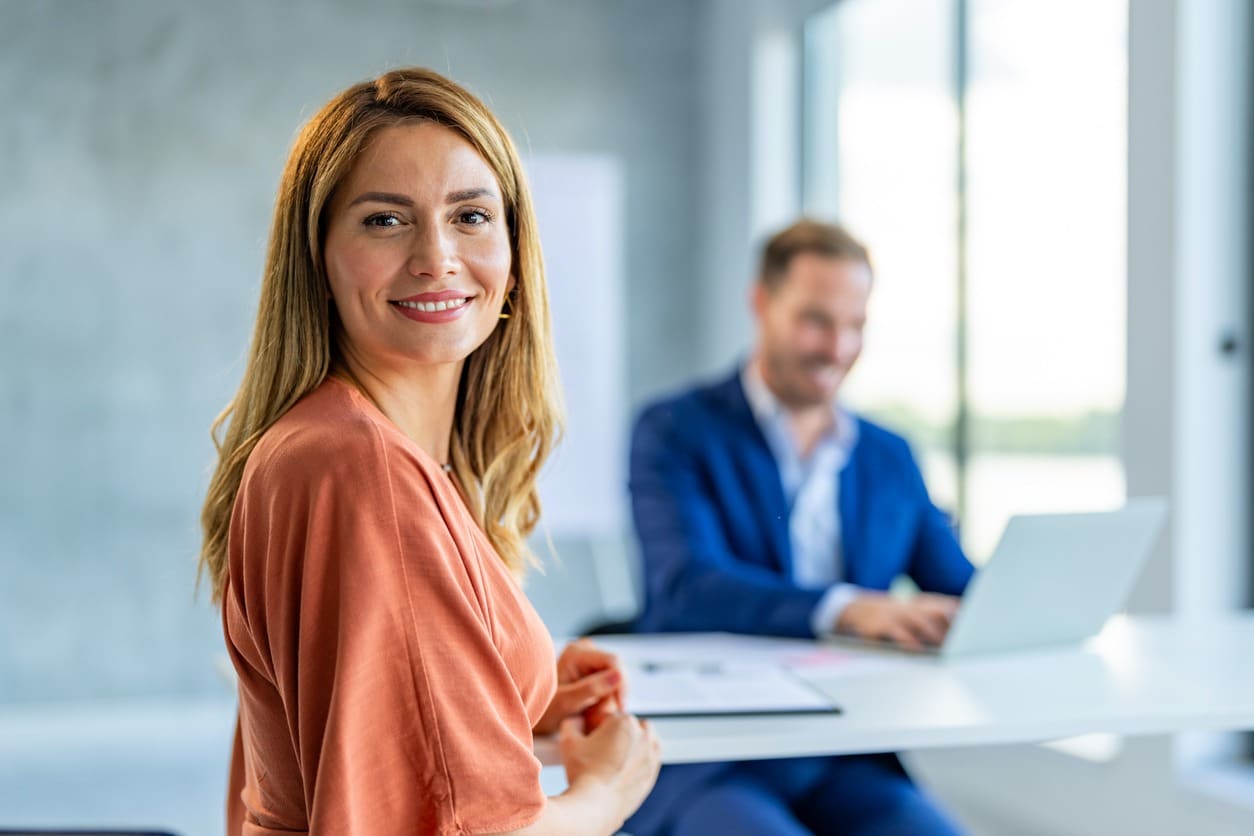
[631,369,974,638]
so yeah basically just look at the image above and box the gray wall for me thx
[0,0,699,704]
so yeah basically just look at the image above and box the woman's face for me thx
[322,121,513,377]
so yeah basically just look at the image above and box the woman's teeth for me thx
[396,297,469,313]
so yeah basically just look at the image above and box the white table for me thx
[538,614,1254,766]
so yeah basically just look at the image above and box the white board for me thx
[524,153,625,537]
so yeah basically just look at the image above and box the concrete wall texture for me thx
[0,0,699,704]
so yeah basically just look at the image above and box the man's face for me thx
[753,252,872,409]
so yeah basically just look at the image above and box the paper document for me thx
[624,660,841,718]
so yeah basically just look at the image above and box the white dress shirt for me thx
[741,363,862,636]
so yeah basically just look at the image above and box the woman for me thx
[199,67,659,835]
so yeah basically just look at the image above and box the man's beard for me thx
[765,351,841,409]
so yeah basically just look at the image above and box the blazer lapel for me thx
[838,449,863,586]
[840,422,914,589]
[717,372,793,577]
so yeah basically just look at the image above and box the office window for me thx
[804,0,1128,564]
[803,0,961,516]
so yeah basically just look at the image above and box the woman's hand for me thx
[492,711,661,836]
[534,639,626,736]
[558,712,661,829]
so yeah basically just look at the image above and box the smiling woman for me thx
[197,68,659,835]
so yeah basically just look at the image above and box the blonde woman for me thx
[199,67,660,835]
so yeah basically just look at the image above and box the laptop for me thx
[845,497,1168,658]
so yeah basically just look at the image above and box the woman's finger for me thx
[557,641,621,681]
[557,714,585,741]
[554,668,622,712]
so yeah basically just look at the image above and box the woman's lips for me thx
[391,295,472,323]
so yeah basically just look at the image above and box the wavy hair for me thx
[199,67,562,604]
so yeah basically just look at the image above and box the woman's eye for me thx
[363,213,402,227]
[458,209,492,226]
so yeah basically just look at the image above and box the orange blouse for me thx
[222,377,556,835]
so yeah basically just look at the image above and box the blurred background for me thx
[1,0,1250,834]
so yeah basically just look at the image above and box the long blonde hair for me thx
[199,67,562,605]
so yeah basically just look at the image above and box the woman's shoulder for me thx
[245,377,436,496]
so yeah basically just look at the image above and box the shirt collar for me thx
[740,359,858,459]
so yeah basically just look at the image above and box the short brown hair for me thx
[758,219,872,289]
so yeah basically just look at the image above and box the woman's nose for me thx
[407,221,458,279]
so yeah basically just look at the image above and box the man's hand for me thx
[533,638,626,736]
[834,592,961,650]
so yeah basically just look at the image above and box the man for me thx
[625,220,973,836]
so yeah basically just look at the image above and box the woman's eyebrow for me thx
[346,191,413,208]
[345,188,498,208]
[445,187,498,203]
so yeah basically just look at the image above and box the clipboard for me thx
[623,660,843,719]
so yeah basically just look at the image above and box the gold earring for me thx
[499,294,514,320]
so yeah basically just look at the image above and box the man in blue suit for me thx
[624,220,973,835]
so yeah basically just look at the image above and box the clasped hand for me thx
[533,637,627,736]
